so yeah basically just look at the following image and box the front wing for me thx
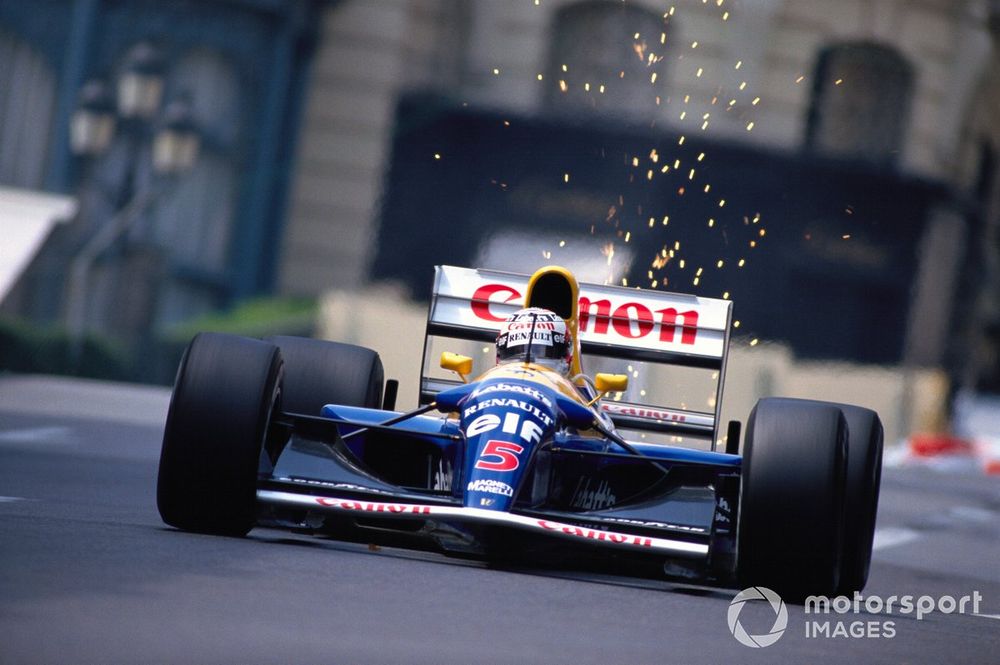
[256,488,709,558]
[258,409,739,580]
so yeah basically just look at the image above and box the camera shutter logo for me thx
[727,586,788,648]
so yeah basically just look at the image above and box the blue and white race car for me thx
[157,265,883,600]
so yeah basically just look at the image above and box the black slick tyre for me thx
[156,333,282,536]
[264,335,383,415]
[738,397,848,601]
[836,404,883,595]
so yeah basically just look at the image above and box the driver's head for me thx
[496,307,573,376]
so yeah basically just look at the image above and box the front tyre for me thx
[264,335,383,415]
[738,398,847,601]
[836,405,883,595]
[157,333,282,536]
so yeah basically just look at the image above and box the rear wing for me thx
[421,266,733,443]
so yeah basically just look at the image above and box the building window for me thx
[0,26,55,188]
[545,1,668,121]
[805,42,914,165]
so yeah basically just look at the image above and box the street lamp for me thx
[117,42,165,119]
[66,42,201,368]
[153,98,200,174]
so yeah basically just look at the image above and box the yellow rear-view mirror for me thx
[594,373,628,394]
[440,352,474,382]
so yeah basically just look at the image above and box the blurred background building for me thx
[0,0,998,405]
[0,0,323,378]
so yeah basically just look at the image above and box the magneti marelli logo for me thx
[728,586,788,648]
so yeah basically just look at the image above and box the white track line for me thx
[949,506,997,523]
[872,527,922,551]
[0,426,76,445]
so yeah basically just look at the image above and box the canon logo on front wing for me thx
[316,498,431,514]
[471,283,699,345]
[537,520,653,547]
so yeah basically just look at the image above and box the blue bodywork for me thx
[260,373,743,582]
[258,375,741,580]
[316,377,740,512]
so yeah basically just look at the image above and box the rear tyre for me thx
[738,398,847,601]
[157,333,282,536]
[836,405,883,595]
[264,335,383,415]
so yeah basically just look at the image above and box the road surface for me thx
[1,376,998,664]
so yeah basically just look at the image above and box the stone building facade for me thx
[280,0,999,386]
[1,0,996,387]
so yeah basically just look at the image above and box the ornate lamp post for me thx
[153,97,201,174]
[69,80,116,157]
[116,41,165,120]
[66,42,200,367]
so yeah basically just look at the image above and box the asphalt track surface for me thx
[1,376,998,664]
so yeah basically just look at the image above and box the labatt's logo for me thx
[471,283,698,345]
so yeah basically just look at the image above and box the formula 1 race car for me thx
[157,265,883,600]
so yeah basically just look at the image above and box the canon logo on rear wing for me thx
[601,403,688,423]
[472,284,699,346]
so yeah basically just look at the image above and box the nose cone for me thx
[459,380,558,511]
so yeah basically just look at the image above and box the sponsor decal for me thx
[600,516,706,533]
[570,477,617,510]
[315,498,431,515]
[463,398,554,428]
[433,459,452,492]
[471,382,553,407]
[714,496,732,524]
[288,478,392,495]
[503,330,554,347]
[466,478,515,497]
[471,283,699,346]
[711,486,737,545]
[601,403,688,423]
[471,283,520,322]
[464,409,546,445]
[506,321,556,331]
[537,520,653,547]
[466,413,501,437]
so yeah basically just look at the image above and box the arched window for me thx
[545,1,668,121]
[805,42,914,165]
[0,26,56,188]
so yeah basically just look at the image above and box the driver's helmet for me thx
[496,307,573,376]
